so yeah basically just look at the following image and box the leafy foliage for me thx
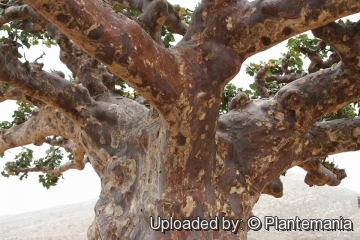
[338,19,356,26]
[0,101,34,133]
[220,84,244,114]
[322,105,357,121]
[38,174,60,189]
[178,7,193,25]
[239,33,357,121]
[0,24,57,52]
[1,146,64,189]
[1,147,33,179]
[12,101,34,125]
[161,26,175,48]
[287,34,335,59]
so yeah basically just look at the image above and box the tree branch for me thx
[44,137,75,151]
[303,118,360,158]
[0,4,113,97]
[11,158,88,177]
[242,0,360,57]
[44,137,86,170]
[24,0,179,113]
[312,21,360,69]
[298,157,346,187]
[0,44,95,125]
[297,46,340,73]
[111,0,188,44]
[265,73,306,84]
[45,25,111,96]
[274,19,360,132]
[0,106,80,155]
[188,0,360,59]
[254,65,270,98]
[0,85,45,106]
[0,4,41,27]
[275,63,360,132]
[262,176,283,198]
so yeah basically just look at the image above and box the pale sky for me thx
[0,0,359,217]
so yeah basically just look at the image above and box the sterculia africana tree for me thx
[1,0,360,239]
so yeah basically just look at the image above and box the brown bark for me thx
[1,0,360,239]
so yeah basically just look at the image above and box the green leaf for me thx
[1,24,11,32]
[38,174,60,189]
[179,7,187,16]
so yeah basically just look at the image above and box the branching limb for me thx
[0,85,45,106]
[243,0,360,56]
[312,21,360,69]
[297,46,340,73]
[10,157,88,177]
[303,117,360,157]
[274,20,360,132]
[254,65,270,98]
[44,137,75,152]
[0,106,80,155]
[73,145,86,170]
[24,0,179,113]
[0,4,41,27]
[0,44,95,125]
[111,0,188,38]
[190,0,360,59]
[44,137,86,170]
[46,25,110,96]
[264,73,306,84]
[253,55,307,97]
[0,4,49,34]
[0,4,113,97]
[298,157,346,187]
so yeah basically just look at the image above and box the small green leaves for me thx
[178,7,192,24]
[0,8,5,16]
[12,101,34,125]
[161,26,175,48]
[338,19,355,26]
[179,7,187,16]
[286,34,334,59]
[322,105,357,121]
[111,5,123,13]
[220,83,245,113]
[245,63,262,76]
[38,174,60,189]
[33,146,64,169]
[265,81,286,95]
[244,33,357,121]
[0,121,12,131]
[1,146,64,189]
[1,147,33,179]
[18,30,31,48]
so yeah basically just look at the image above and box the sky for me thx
[0,0,360,217]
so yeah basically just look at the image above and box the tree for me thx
[1,0,360,239]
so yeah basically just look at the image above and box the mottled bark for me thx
[299,158,346,187]
[0,106,78,153]
[1,0,360,239]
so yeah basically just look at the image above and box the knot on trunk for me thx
[228,92,250,110]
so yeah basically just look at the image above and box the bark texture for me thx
[1,0,360,239]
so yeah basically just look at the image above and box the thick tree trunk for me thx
[82,95,258,239]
